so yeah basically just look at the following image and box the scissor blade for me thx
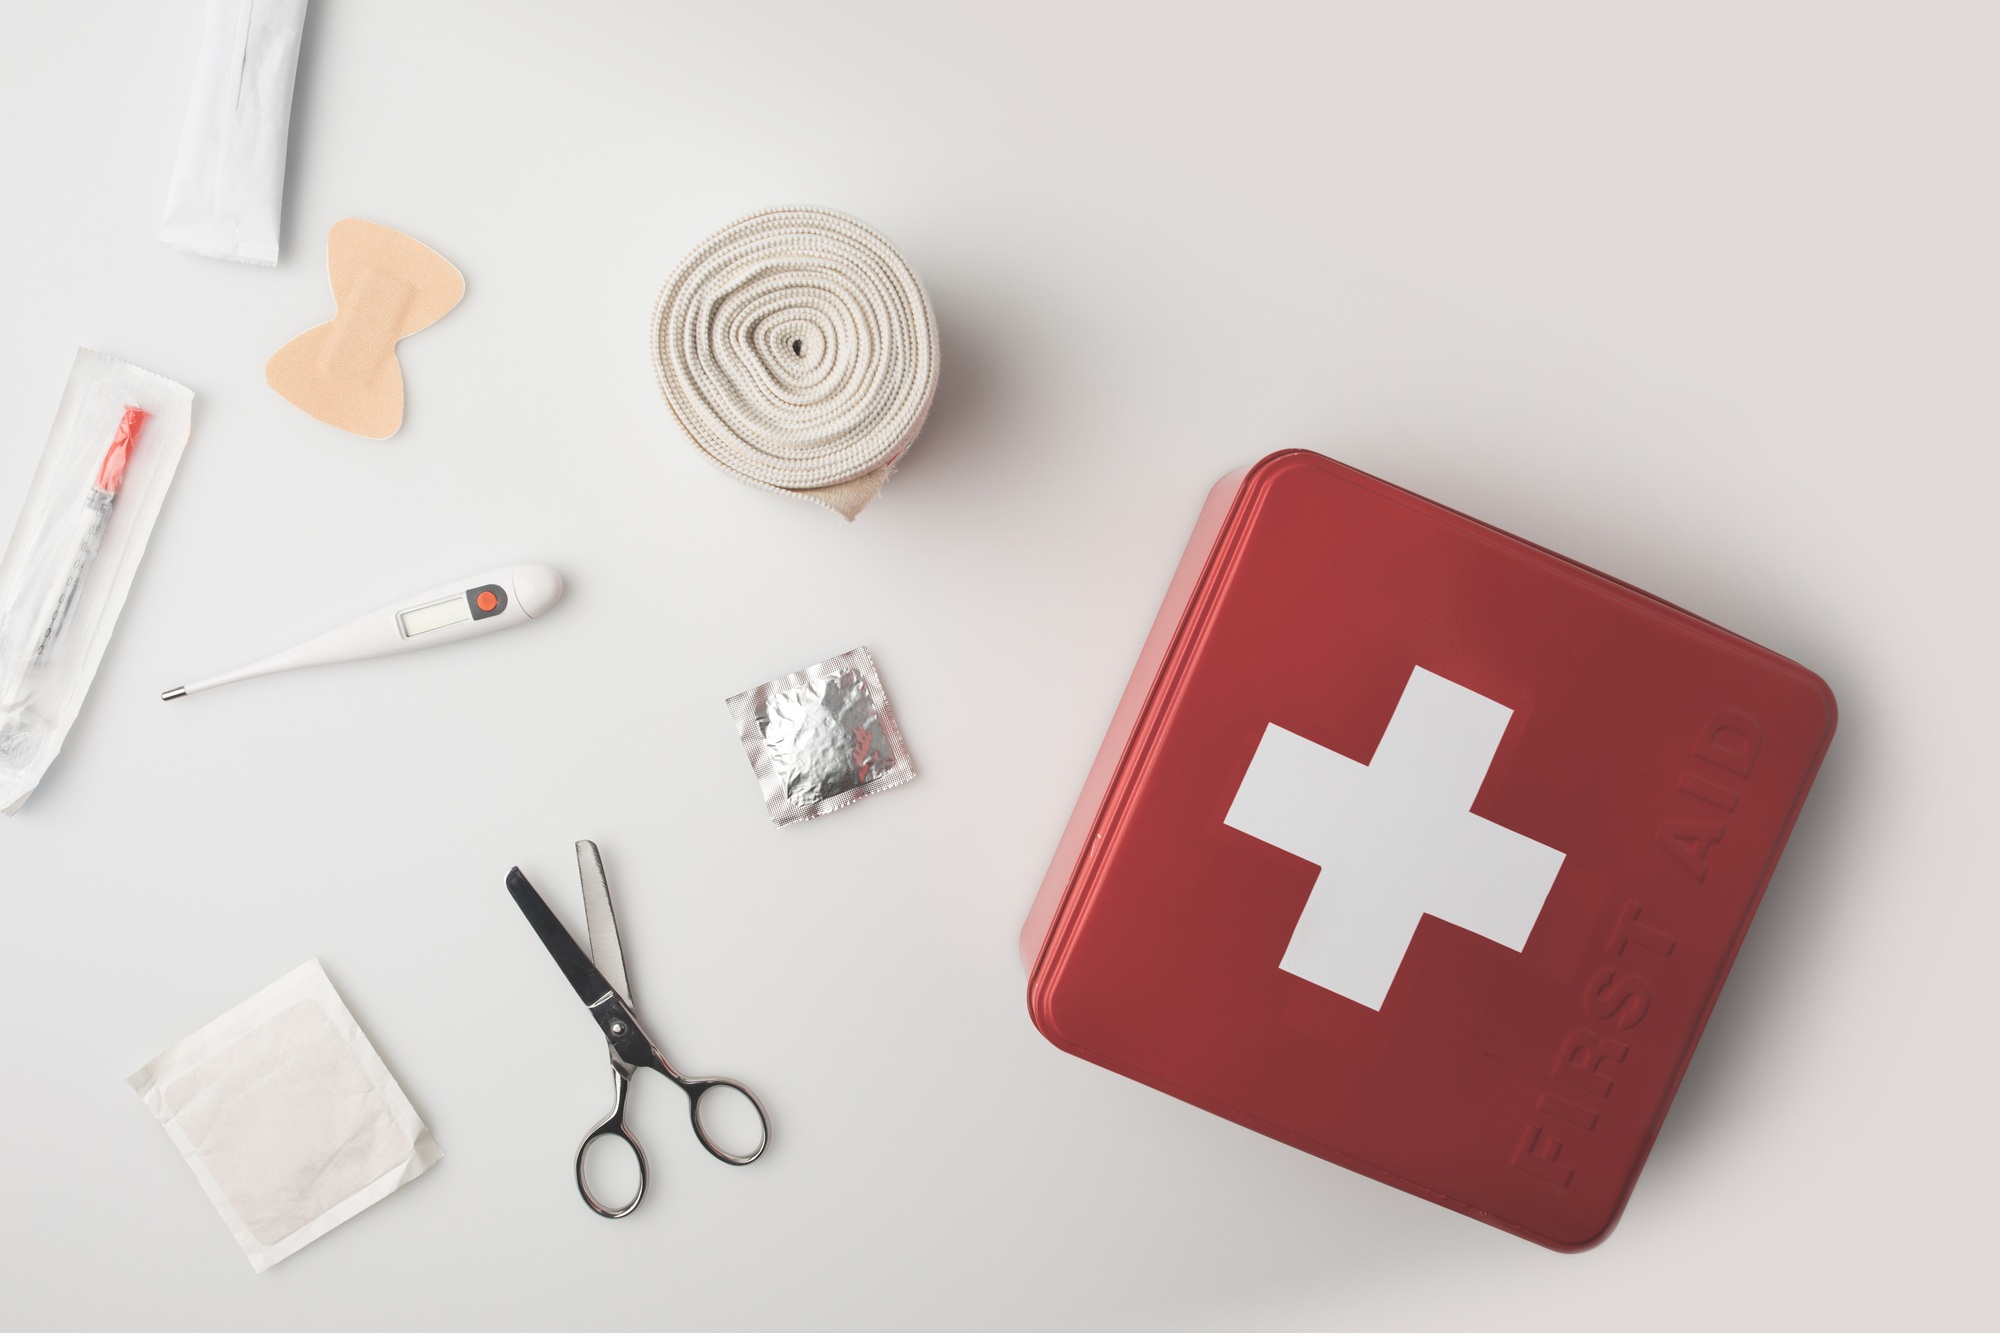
[506,867,618,1009]
[575,841,631,1005]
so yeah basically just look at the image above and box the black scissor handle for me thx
[576,1069,648,1219]
[682,1076,771,1166]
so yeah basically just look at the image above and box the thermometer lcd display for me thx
[399,595,471,638]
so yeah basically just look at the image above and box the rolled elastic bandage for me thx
[651,208,941,521]
[265,219,465,439]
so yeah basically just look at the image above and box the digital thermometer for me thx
[161,563,564,701]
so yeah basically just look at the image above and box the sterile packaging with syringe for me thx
[0,350,193,814]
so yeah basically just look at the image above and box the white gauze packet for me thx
[159,0,310,266]
[127,960,442,1273]
[0,350,194,814]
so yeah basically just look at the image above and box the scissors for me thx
[506,841,769,1217]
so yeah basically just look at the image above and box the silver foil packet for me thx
[726,646,915,827]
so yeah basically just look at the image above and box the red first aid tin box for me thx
[1022,450,1835,1250]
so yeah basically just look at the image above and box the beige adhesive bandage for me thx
[265,219,465,439]
[651,208,940,520]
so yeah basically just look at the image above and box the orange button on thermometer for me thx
[161,564,563,700]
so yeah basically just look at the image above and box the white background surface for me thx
[1,3,1993,1328]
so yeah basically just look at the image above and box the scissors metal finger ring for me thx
[507,841,770,1218]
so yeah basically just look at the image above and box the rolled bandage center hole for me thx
[747,310,836,401]
[693,1084,763,1161]
[579,1133,643,1209]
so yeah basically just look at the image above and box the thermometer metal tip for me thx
[160,686,187,701]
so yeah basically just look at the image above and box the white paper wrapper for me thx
[127,960,442,1273]
[159,0,309,265]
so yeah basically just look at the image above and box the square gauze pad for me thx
[128,959,442,1271]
